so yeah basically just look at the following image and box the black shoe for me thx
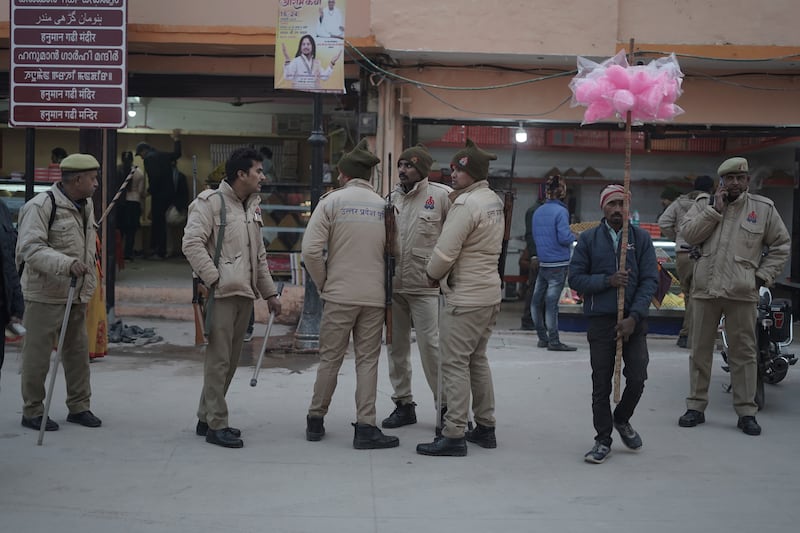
[677,336,688,348]
[306,415,325,441]
[352,423,399,449]
[548,342,577,352]
[21,415,59,431]
[416,435,468,456]
[737,416,761,436]
[66,410,102,428]
[613,421,643,450]
[206,427,244,448]
[465,423,497,449]
[520,321,535,331]
[584,441,611,464]
[381,401,417,428]
[537,340,549,348]
[196,420,240,437]
[678,409,705,427]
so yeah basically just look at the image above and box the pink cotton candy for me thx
[656,103,679,120]
[605,65,630,89]
[628,68,653,95]
[663,78,680,101]
[638,86,664,117]
[611,89,636,113]
[584,100,615,123]
[574,79,596,104]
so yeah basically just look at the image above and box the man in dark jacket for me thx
[136,129,182,259]
[0,200,24,389]
[569,184,658,464]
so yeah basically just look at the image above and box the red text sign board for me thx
[10,0,128,128]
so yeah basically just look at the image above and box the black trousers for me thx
[587,315,649,446]
[150,198,169,257]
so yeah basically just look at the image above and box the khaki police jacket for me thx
[302,179,385,307]
[680,191,790,302]
[16,184,97,304]
[390,178,452,295]
[657,191,703,250]
[427,180,504,307]
[182,181,277,301]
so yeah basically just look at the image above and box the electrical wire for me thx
[346,40,577,90]
[419,86,572,118]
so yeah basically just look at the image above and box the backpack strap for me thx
[17,190,57,277]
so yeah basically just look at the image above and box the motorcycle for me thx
[719,286,797,410]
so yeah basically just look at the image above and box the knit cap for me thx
[600,184,626,208]
[337,139,380,180]
[398,144,433,177]
[450,139,497,181]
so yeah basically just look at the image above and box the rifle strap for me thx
[204,190,227,336]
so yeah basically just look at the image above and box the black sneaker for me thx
[21,415,59,431]
[613,421,643,450]
[537,340,549,348]
[676,336,688,348]
[584,441,611,464]
[196,420,240,437]
[381,401,417,428]
[465,423,497,449]
[66,410,102,428]
[548,342,577,352]
[737,416,761,436]
[678,409,705,427]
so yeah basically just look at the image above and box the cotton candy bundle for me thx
[569,51,685,125]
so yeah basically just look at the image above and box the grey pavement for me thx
[1,301,799,533]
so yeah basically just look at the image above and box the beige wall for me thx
[372,0,619,57]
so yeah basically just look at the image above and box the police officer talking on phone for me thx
[677,157,790,436]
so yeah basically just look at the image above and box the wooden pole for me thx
[614,38,635,404]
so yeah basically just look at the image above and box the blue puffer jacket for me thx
[568,221,658,322]
[532,199,574,265]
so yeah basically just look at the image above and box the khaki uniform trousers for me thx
[675,252,693,339]
[688,297,758,417]
[21,300,90,418]
[308,301,384,426]
[386,292,443,406]
[440,303,499,439]
[198,295,252,430]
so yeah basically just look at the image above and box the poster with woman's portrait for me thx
[275,0,346,94]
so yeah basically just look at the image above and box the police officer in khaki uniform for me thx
[16,153,101,432]
[416,139,504,457]
[303,139,399,450]
[183,147,281,448]
[381,144,452,430]
[678,157,790,436]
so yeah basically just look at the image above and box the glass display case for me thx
[0,180,54,225]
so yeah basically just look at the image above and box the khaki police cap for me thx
[60,153,100,172]
[717,157,748,177]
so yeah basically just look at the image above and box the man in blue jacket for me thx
[531,175,576,351]
[569,184,658,464]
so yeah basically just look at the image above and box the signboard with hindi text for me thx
[275,0,345,94]
[9,0,128,128]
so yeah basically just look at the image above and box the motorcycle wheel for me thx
[763,341,789,385]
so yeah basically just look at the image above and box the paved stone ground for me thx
[1,300,798,533]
